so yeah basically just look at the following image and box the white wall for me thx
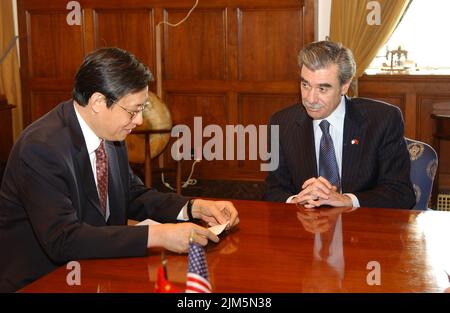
[316,0,332,41]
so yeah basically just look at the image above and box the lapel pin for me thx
[351,139,359,145]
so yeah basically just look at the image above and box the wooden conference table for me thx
[20,199,450,293]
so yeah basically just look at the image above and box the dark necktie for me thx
[319,120,341,191]
[95,140,108,216]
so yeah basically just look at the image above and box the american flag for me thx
[185,242,212,293]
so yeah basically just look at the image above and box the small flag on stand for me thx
[186,233,212,293]
[155,251,181,293]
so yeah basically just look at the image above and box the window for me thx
[365,0,450,75]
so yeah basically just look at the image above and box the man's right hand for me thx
[147,223,219,253]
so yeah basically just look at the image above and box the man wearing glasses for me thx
[0,47,239,292]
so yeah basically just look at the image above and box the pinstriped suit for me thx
[263,96,416,209]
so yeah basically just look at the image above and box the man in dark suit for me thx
[0,48,238,292]
[263,41,415,209]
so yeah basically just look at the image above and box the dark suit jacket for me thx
[0,100,189,292]
[263,97,416,209]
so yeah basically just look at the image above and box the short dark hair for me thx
[298,41,356,86]
[72,47,153,107]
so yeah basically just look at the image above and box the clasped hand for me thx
[291,176,352,208]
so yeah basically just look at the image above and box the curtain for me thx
[330,0,410,95]
[0,0,22,140]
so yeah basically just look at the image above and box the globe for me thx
[126,91,172,163]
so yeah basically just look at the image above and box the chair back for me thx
[405,138,438,210]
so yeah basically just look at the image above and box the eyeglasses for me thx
[118,101,149,120]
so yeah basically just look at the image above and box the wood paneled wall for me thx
[18,0,314,181]
[359,75,450,192]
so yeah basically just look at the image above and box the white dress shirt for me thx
[74,104,188,221]
[74,104,111,220]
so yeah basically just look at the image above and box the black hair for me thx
[72,47,153,107]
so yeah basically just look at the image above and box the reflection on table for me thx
[20,200,450,293]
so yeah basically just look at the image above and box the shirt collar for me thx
[74,103,103,154]
[313,96,346,131]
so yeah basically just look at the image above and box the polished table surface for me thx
[20,199,450,293]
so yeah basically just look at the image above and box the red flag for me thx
[186,242,212,293]
[155,265,181,293]
[154,253,181,293]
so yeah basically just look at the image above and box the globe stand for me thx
[130,129,182,195]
